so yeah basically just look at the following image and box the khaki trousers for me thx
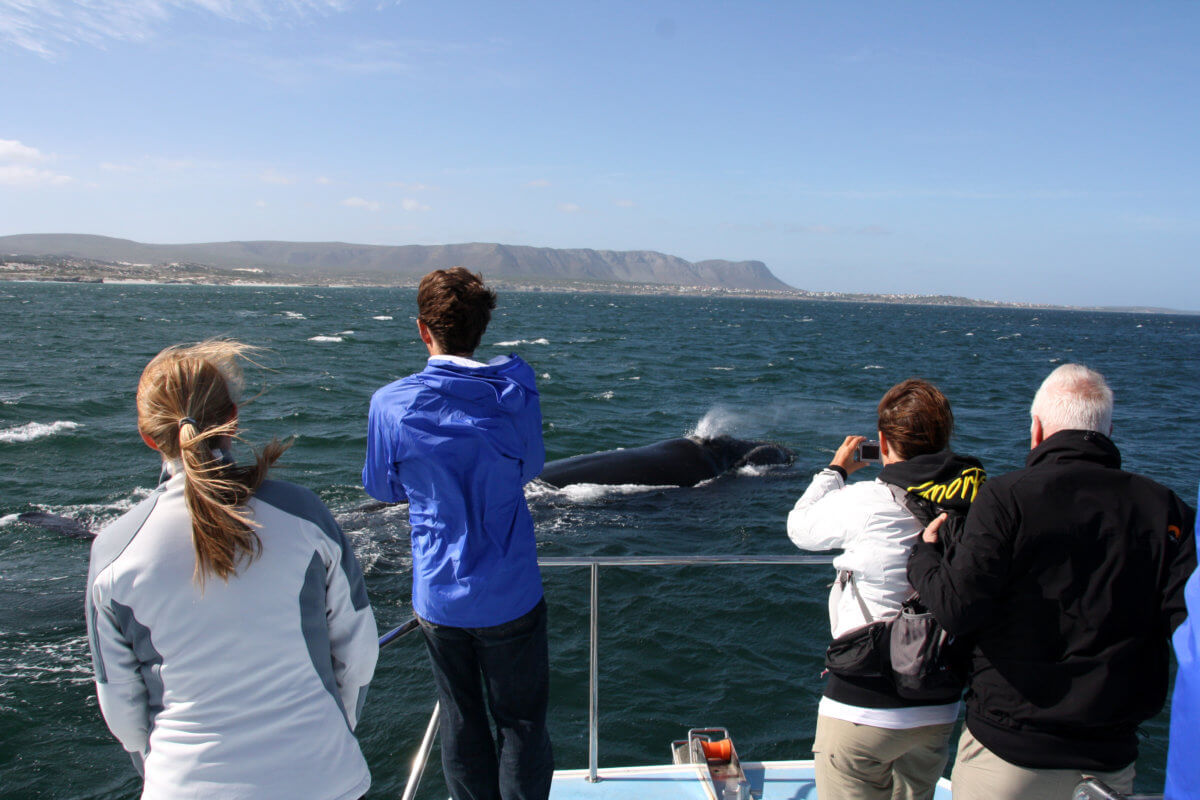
[950,726,1135,800]
[813,714,955,800]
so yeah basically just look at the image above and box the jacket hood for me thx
[878,450,987,519]
[417,355,537,413]
[1026,429,1121,471]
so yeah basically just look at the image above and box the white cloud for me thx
[315,176,332,185]
[0,139,71,185]
[99,161,136,172]
[401,197,429,212]
[614,198,635,208]
[255,199,267,207]
[558,202,581,214]
[342,196,380,211]
[0,164,73,186]
[0,0,357,57]
[525,179,551,188]
[0,139,44,162]
[260,169,294,185]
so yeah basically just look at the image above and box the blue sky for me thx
[1,1,1197,309]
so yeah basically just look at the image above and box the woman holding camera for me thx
[787,378,985,800]
[85,340,378,800]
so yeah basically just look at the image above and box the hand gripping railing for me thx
[377,553,835,797]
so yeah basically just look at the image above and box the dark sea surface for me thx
[1,282,1197,799]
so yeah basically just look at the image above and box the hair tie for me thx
[178,417,199,431]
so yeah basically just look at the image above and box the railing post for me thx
[401,700,441,800]
[587,561,600,783]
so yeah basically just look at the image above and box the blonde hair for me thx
[136,340,288,583]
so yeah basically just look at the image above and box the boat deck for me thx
[548,761,952,800]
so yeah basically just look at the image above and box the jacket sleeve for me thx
[907,481,1015,637]
[521,385,545,485]
[786,469,856,551]
[362,398,407,504]
[1163,496,1198,634]
[323,527,379,732]
[87,576,152,759]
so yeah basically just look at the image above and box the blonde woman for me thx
[85,341,378,800]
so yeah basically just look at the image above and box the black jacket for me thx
[908,430,1196,770]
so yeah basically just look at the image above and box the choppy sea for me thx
[1,282,1197,798]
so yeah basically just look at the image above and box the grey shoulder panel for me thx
[255,480,369,611]
[299,550,350,730]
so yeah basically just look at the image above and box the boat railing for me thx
[378,553,835,800]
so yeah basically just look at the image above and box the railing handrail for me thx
[379,553,837,794]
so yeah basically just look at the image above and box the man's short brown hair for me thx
[417,267,497,355]
[877,378,954,460]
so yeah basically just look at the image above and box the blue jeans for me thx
[419,599,553,800]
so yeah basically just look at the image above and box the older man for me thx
[908,364,1195,800]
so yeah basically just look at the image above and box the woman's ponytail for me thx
[137,341,289,583]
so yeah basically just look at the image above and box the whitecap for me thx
[527,480,675,503]
[964,332,975,336]
[0,421,81,444]
[0,391,28,405]
[372,316,393,321]
[862,365,884,370]
[337,330,354,336]
[494,338,550,347]
[540,373,551,380]
[594,390,614,400]
[0,513,19,527]
[308,336,344,343]
[282,311,306,319]
[711,366,735,371]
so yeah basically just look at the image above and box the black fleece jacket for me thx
[907,430,1196,770]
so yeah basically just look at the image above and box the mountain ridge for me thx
[0,234,792,291]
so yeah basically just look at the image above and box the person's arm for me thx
[362,399,407,504]
[786,435,868,551]
[1162,496,1198,634]
[86,576,152,768]
[521,383,545,485]
[321,520,379,732]
[907,483,1015,637]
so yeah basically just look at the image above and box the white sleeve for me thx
[323,534,379,732]
[88,577,152,757]
[786,469,860,551]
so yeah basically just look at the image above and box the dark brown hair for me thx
[137,340,288,584]
[417,267,497,355]
[877,378,954,460]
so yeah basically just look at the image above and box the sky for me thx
[1,1,1198,309]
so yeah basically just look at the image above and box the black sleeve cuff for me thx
[826,465,848,481]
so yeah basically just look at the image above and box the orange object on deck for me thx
[700,738,733,762]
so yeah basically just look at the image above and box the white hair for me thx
[1030,363,1113,436]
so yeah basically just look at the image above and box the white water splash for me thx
[308,336,343,343]
[690,406,746,439]
[494,338,550,347]
[372,315,393,321]
[282,311,306,319]
[0,421,81,444]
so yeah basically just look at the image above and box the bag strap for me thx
[838,570,875,625]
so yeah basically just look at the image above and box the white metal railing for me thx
[378,554,836,797]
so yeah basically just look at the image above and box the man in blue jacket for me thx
[363,267,551,800]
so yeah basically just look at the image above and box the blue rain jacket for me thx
[363,355,545,627]
[1167,487,1200,800]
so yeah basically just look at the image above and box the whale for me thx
[538,435,793,489]
[17,511,96,539]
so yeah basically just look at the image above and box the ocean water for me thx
[0,282,1197,799]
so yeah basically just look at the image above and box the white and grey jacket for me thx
[86,470,378,800]
[787,468,922,637]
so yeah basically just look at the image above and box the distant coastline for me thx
[1,251,1194,316]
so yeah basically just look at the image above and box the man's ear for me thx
[1030,416,1044,450]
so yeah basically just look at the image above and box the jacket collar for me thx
[1026,429,1121,470]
